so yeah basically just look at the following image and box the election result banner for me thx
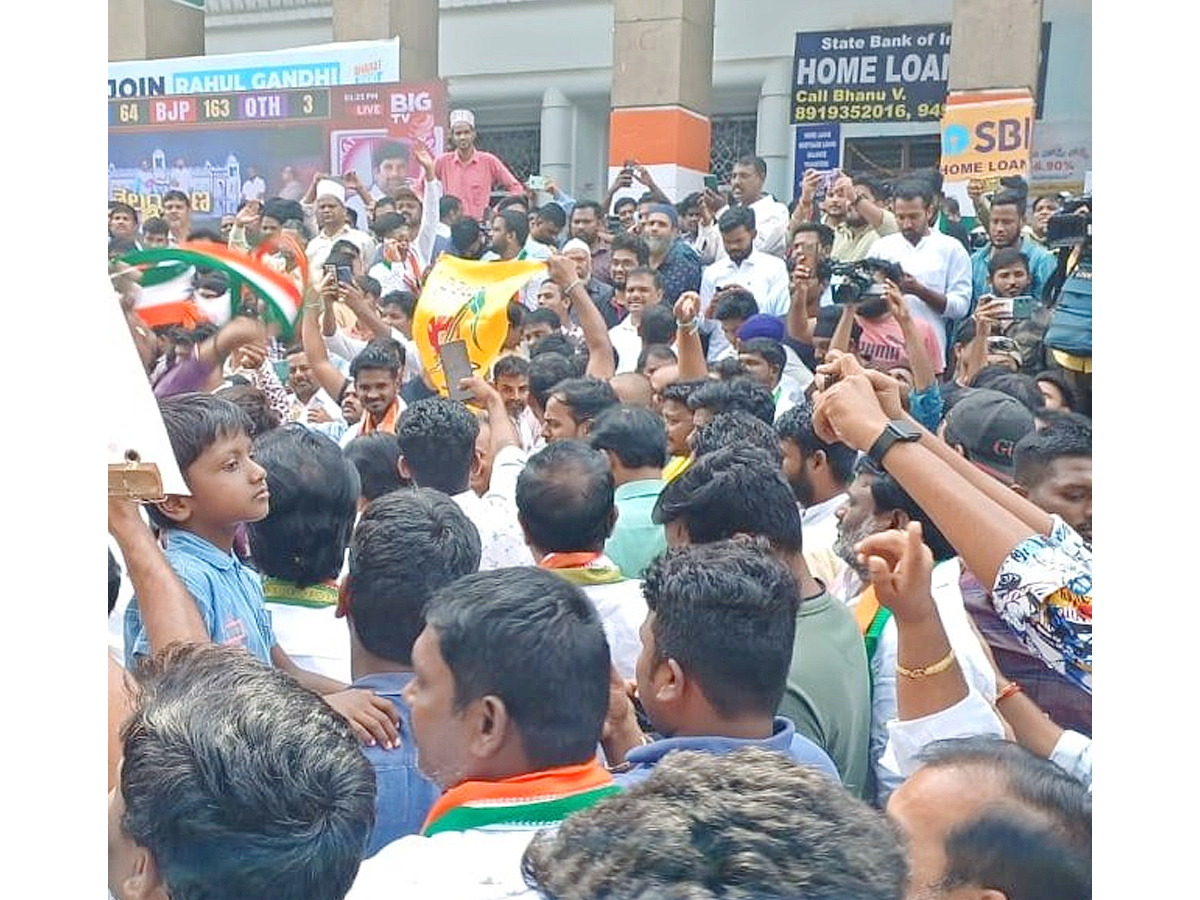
[108,80,447,228]
[791,23,1050,125]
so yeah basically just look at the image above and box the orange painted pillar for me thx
[608,0,716,206]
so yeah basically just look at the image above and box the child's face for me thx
[179,429,270,534]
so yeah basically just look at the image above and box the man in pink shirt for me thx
[831,275,945,378]
[434,109,524,223]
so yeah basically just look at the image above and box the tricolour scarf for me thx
[422,760,618,837]
[538,551,625,586]
[360,398,401,436]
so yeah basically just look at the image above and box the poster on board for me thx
[108,81,447,228]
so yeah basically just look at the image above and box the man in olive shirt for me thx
[652,443,872,799]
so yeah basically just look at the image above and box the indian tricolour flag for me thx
[122,242,304,338]
[133,261,202,329]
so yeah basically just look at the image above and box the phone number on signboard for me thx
[793,103,944,123]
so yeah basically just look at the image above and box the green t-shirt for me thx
[778,589,873,800]
[604,479,668,579]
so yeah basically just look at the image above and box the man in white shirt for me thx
[775,403,856,593]
[609,267,659,374]
[514,440,648,680]
[282,345,344,426]
[240,166,266,203]
[868,178,973,363]
[344,567,617,900]
[395,385,534,571]
[726,154,791,258]
[305,179,377,275]
[701,206,791,316]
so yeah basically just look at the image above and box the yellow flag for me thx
[413,255,546,395]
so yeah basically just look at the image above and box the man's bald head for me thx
[610,373,654,408]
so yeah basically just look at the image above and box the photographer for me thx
[828,261,945,382]
[1042,197,1092,416]
[829,271,944,431]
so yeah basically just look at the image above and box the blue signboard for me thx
[793,123,840,199]
[791,23,1050,125]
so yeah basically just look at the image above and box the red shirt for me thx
[434,149,523,221]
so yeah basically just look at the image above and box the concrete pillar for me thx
[109,0,203,62]
[949,0,1044,92]
[756,59,794,204]
[332,0,436,81]
[540,87,574,194]
[608,0,716,205]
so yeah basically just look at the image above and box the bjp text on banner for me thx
[413,257,545,395]
[939,90,1035,183]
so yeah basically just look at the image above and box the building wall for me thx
[200,0,1090,201]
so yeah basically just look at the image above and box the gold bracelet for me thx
[897,648,956,679]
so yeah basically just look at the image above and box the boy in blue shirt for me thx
[123,391,400,748]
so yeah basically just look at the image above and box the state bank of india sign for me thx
[791,24,1050,126]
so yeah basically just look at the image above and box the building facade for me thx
[133,0,1092,204]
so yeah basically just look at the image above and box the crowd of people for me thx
[107,104,1092,900]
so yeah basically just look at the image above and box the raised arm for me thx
[886,280,936,392]
[548,254,616,380]
[812,358,1035,586]
[109,496,209,650]
[601,168,635,215]
[340,279,393,341]
[673,291,708,381]
[953,297,1002,388]
[631,164,670,204]
[460,375,520,456]
[788,169,821,235]
[301,274,352,401]
[414,143,442,264]
[828,302,857,356]
[786,265,822,348]
[827,352,1055,540]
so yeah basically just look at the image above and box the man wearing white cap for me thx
[563,238,621,329]
[304,178,377,275]
[435,109,524,223]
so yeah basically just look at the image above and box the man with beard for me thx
[700,206,790,317]
[434,108,524,222]
[569,200,612,284]
[641,203,702,306]
[775,404,857,595]
[869,179,973,365]
[832,457,1001,805]
[828,173,898,263]
[562,238,620,328]
[721,155,791,259]
[969,189,1058,304]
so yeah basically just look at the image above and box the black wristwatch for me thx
[867,419,922,467]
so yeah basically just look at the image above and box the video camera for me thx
[1045,193,1091,249]
[818,257,906,305]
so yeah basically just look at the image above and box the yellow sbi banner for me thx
[413,256,545,395]
[939,89,1035,183]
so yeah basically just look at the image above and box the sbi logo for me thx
[942,125,970,156]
